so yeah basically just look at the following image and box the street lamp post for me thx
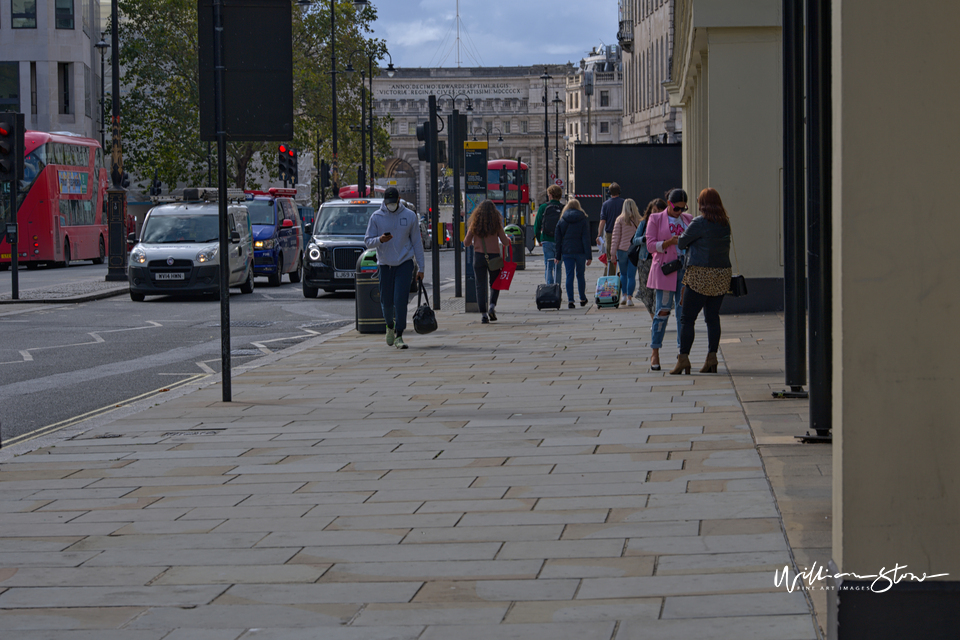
[371,53,395,195]
[104,0,127,282]
[347,49,395,197]
[95,35,108,152]
[540,68,551,199]
[552,91,562,190]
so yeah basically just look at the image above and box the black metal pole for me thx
[554,94,559,188]
[368,55,375,195]
[213,0,231,402]
[330,0,339,195]
[451,110,462,298]
[806,0,832,437]
[777,0,808,399]
[429,95,440,309]
[543,78,549,198]
[10,137,20,299]
[359,70,367,197]
[100,51,106,151]
[105,0,126,282]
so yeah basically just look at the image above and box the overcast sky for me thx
[368,0,619,69]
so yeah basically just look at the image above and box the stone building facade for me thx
[0,0,102,140]
[618,0,682,143]
[372,65,572,211]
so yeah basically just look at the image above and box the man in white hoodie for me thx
[364,187,426,349]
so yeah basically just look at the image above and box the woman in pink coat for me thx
[645,189,693,370]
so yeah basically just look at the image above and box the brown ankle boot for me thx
[701,352,719,373]
[670,354,691,375]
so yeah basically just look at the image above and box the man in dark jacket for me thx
[554,201,593,308]
[534,184,564,285]
[598,182,624,276]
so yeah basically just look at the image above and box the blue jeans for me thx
[650,268,684,350]
[616,249,636,297]
[379,259,415,337]
[542,241,561,285]
[562,254,587,302]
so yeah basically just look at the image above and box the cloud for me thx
[384,20,446,48]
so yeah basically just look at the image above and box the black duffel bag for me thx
[412,280,438,334]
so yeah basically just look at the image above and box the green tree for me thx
[116,0,387,194]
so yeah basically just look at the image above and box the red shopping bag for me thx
[492,246,516,291]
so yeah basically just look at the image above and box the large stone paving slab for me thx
[0,262,820,638]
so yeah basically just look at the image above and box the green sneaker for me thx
[394,335,407,349]
[385,325,395,346]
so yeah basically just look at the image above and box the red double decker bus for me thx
[1,131,108,269]
[487,159,530,225]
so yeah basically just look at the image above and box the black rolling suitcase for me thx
[536,283,562,310]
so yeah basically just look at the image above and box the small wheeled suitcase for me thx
[595,275,621,308]
[536,283,562,310]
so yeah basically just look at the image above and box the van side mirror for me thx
[127,232,136,243]
[230,231,241,243]
[304,223,312,235]
[281,219,294,228]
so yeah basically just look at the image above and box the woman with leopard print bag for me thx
[670,188,733,375]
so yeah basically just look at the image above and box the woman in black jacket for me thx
[671,188,733,374]
[554,199,593,308]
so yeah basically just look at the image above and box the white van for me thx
[127,188,255,301]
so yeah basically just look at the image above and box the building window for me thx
[56,0,74,29]
[600,90,609,107]
[503,121,511,134]
[58,63,72,114]
[81,0,90,35]
[520,120,528,133]
[12,0,37,28]
[0,62,20,112]
[30,62,37,114]
[600,121,609,134]
[84,64,92,118]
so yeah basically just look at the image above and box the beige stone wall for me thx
[666,0,782,280]
[832,0,960,577]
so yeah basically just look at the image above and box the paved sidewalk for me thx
[0,256,827,639]
[0,276,127,304]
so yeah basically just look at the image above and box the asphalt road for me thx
[0,251,458,445]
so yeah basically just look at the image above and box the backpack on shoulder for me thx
[541,203,562,238]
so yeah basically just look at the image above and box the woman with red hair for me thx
[670,187,733,375]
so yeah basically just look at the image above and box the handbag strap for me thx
[417,278,428,305]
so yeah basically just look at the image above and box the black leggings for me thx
[474,252,502,312]
[679,286,724,355]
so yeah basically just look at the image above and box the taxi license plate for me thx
[334,271,355,279]
[155,272,185,280]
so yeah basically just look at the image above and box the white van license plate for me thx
[155,273,185,280]
[334,271,355,279]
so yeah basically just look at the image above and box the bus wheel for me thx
[92,237,105,265]
[25,263,39,270]
[62,241,71,268]
[0,264,8,271]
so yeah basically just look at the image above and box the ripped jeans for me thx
[650,285,683,350]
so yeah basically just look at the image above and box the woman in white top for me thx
[463,199,512,324]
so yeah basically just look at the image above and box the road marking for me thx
[10,321,163,364]
[2,373,208,448]
[196,360,216,374]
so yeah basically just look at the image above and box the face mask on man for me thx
[386,202,399,213]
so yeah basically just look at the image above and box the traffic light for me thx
[149,171,162,196]
[416,121,433,162]
[320,160,330,191]
[436,140,447,165]
[278,144,296,182]
[289,148,298,184]
[0,112,25,182]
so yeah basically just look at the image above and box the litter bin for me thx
[504,224,525,271]
[355,249,385,334]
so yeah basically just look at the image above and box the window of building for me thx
[30,62,37,114]
[521,120,528,133]
[503,121,510,134]
[0,62,19,112]
[81,0,90,34]
[600,90,609,107]
[84,64,92,118]
[12,0,37,28]
[58,63,72,114]
[600,121,609,134]
[55,0,74,28]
